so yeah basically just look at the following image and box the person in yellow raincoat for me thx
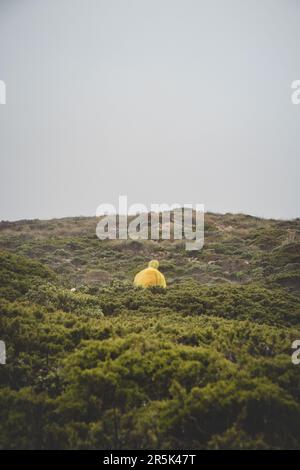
[134,260,166,288]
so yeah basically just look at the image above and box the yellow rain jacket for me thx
[134,260,166,288]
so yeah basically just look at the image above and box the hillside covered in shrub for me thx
[0,213,300,449]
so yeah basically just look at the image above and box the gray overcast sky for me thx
[0,0,299,221]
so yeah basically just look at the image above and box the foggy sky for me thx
[0,0,299,221]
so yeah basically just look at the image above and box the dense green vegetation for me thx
[0,213,300,449]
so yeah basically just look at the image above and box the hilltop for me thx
[0,213,300,449]
[1,212,299,290]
